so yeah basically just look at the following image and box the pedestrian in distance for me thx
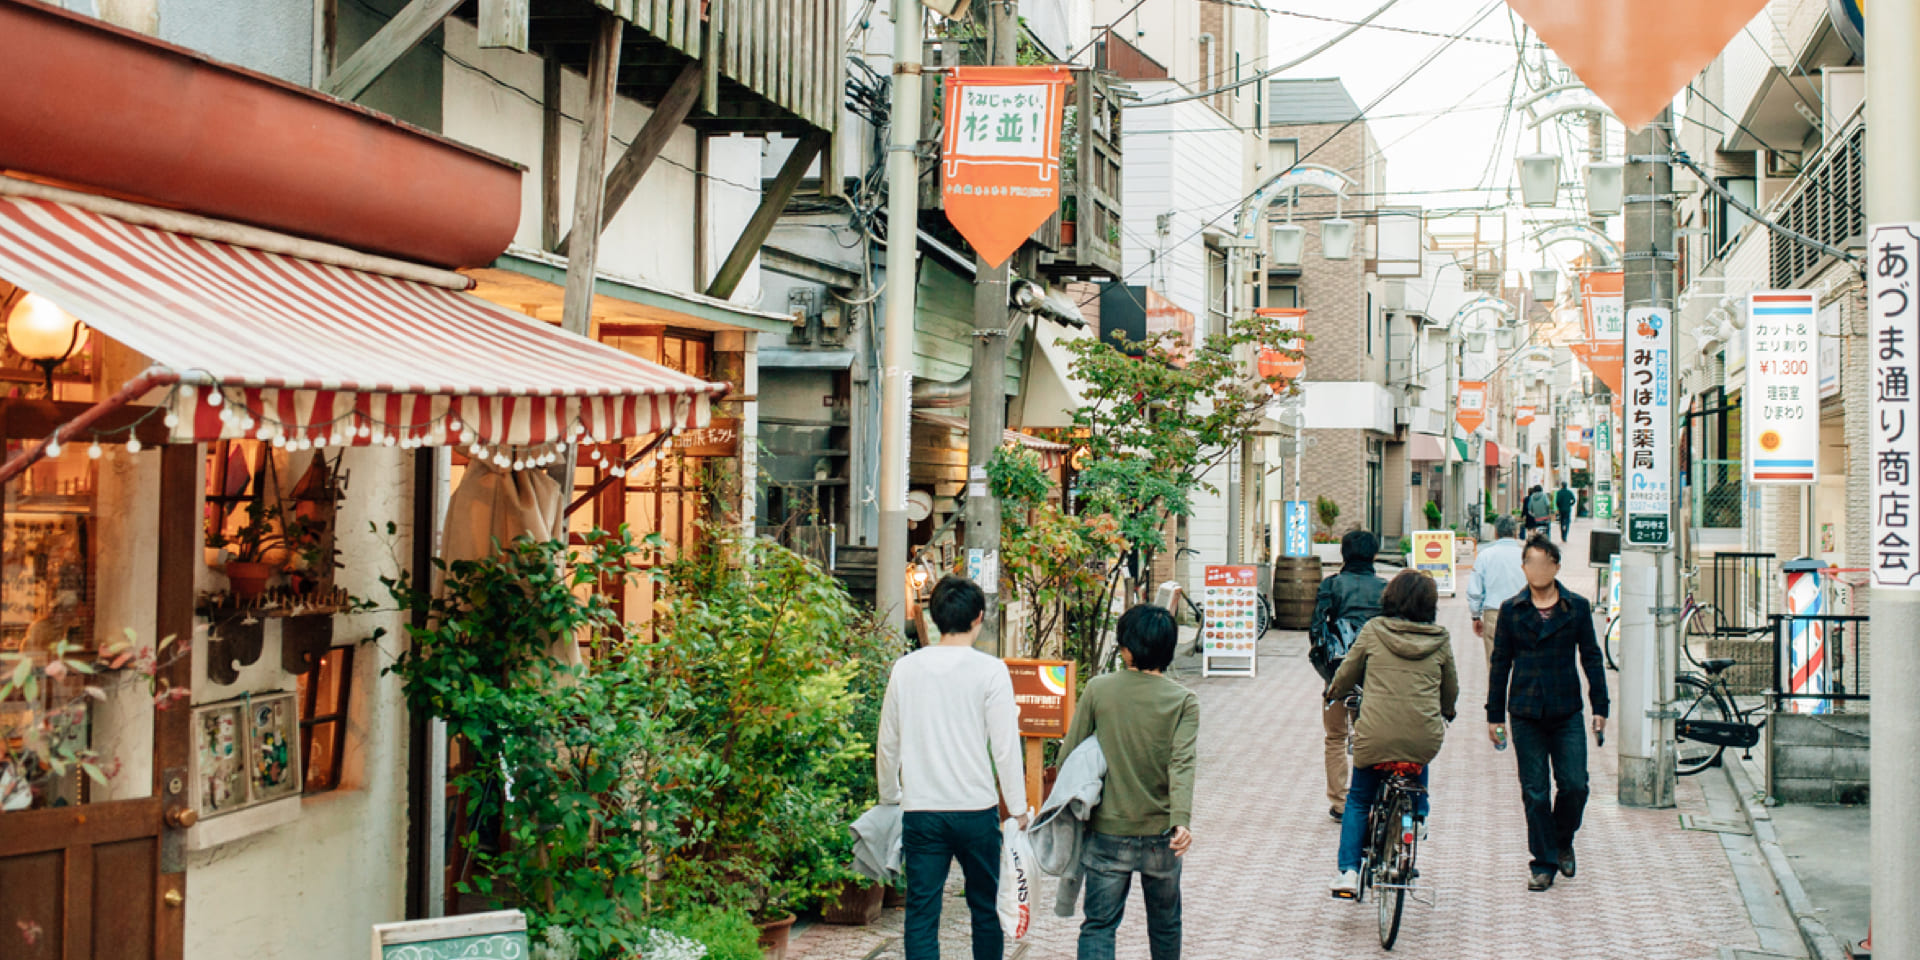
[1486,536,1609,892]
[1525,485,1554,540]
[1468,516,1529,666]
[1325,569,1459,899]
[1061,603,1199,960]
[1555,481,1577,542]
[1308,529,1387,821]
[877,576,1029,960]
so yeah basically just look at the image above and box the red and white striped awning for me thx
[0,190,725,451]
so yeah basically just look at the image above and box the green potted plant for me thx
[1312,496,1343,562]
[207,500,288,599]
[1423,500,1443,529]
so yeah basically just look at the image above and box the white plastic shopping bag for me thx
[997,815,1035,939]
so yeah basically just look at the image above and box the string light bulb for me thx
[44,440,61,458]
[125,437,142,453]
[163,412,180,429]
[87,442,102,459]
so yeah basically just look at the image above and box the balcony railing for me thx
[536,0,841,135]
[1767,115,1865,287]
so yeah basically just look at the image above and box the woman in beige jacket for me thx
[1324,569,1459,898]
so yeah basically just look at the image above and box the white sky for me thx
[1261,0,1624,282]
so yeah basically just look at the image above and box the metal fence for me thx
[1770,613,1871,712]
[1692,459,1745,529]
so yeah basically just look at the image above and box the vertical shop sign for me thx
[1746,291,1820,484]
[1624,306,1673,547]
[1870,225,1920,588]
[941,67,1070,268]
[1283,500,1310,558]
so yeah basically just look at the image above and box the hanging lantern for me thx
[1497,326,1518,351]
[1270,224,1306,267]
[1516,153,1562,208]
[1320,218,1355,261]
[1467,329,1489,353]
[1584,162,1624,217]
[1530,268,1560,303]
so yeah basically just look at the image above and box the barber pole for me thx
[1783,563,1829,714]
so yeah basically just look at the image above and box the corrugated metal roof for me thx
[1267,78,1362,126]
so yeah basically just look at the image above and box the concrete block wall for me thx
[1767,711,1871,805]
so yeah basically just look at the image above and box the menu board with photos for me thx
[1202,565,1258,678]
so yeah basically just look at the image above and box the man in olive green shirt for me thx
[1060,604,1200,960]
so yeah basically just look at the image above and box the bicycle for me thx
[1602,566,1724,672]
[1333,694,1428,950]
[1672,652,1768,776]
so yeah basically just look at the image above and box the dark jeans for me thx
[1511,713,1590,874]
[1079,831,1182,960]
[1557,512,1572,540]
[1337,764,1431,873]
[903,809,1003,960]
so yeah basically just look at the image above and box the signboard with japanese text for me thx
[1819,299,1843,399]
[1202,565,1259,678]
[673,417,741,458]
[1284,500,1310,558]
[1412,530,1456,595]
[1255,308,1307,390]
[941,67,1070,268]
[1595,414,1615,520]
[1624,306,1673,547]
[1516,405,1536,427]
[1869,225,1920,589]
[1746,292,1820,484]
[1456,380,1488,433]
[1582,271,1625,340]
[1004,659,1076,738]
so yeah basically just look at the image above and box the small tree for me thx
[1423,500,1443,529]
[987,447,1125,660]
[1314,496,1341,542]
[1062,311,1304,670]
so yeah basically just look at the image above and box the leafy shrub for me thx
[654,908,761,960]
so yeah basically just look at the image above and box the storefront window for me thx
[296,646,353,794]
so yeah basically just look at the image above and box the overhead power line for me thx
[1125,0,1402,109]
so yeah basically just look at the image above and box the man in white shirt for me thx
[1469,516,1529,664]
[878,576,1028,960]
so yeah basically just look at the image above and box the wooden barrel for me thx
[1272,556,1324,630]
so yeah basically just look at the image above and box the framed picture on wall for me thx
[246,692,301,804]
[191,701,248,818]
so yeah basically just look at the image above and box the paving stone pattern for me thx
[793,523,1765,960]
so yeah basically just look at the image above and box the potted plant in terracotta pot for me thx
[207,500,287,599]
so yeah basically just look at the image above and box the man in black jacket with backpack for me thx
[1309,530,1386,821]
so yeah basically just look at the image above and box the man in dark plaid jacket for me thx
[1486,535,1609,892]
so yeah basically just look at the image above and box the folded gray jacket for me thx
[1028,735,1106,917]
[850,803,903,884]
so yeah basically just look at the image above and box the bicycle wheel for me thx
[1675,674,1732,776]
[1603,616,1621,671]
[1256,594,1272,636]
[1682,603,1722,669]
[1377,793,1409,950]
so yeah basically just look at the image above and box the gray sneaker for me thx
[1527,872,1555,892]
[1330,870,1360,899]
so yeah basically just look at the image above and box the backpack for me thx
[1527,491,1553,520]
[1310,614,1367,682]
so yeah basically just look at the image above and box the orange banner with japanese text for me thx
[1516,405,1536,427]
[1456,380,1488,434]
[941,66,1070,268]
[1254,307,1307,390]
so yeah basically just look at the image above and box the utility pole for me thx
[964,0,1017,655]
[1617,109,1677,809]
[1866,3,1920,953]
[877,0,925,640]
[1442,334,1459,530]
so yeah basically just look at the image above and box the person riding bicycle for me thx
[1524,485,1554,540]
[1309,530,1386,821]
[1324,569,1459,899]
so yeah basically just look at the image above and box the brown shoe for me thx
[1329,806,1343,822]
[1527,872,1555,892]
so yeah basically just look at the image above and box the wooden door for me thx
[0,443,194,960]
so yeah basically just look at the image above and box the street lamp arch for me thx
[1528,222,1622,267]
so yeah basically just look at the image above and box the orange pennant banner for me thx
[941,66,1071,268]
[1517,405,1536,427]
[1255,307,1308,391]
[1570,340,1626,396]
[1456,380,1488,434]
[1505,0,1771,131]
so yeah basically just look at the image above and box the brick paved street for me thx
[796,523,1774,959]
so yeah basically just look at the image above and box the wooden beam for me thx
[541,52,563,252]
[320,0,463,102]
[560,12,624,337]
[557,59,702,256]
[705,129,827,300]
[694,133,710,288]
[477,0,529,51]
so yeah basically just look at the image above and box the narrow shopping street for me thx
[793,522,1777,960]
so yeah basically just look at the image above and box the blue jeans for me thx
[1337,765,1431,873]
[1511,713,1590,874]
[1078,831,1182,960]
[1558,512,1572,540]
[903,809,1002,960]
